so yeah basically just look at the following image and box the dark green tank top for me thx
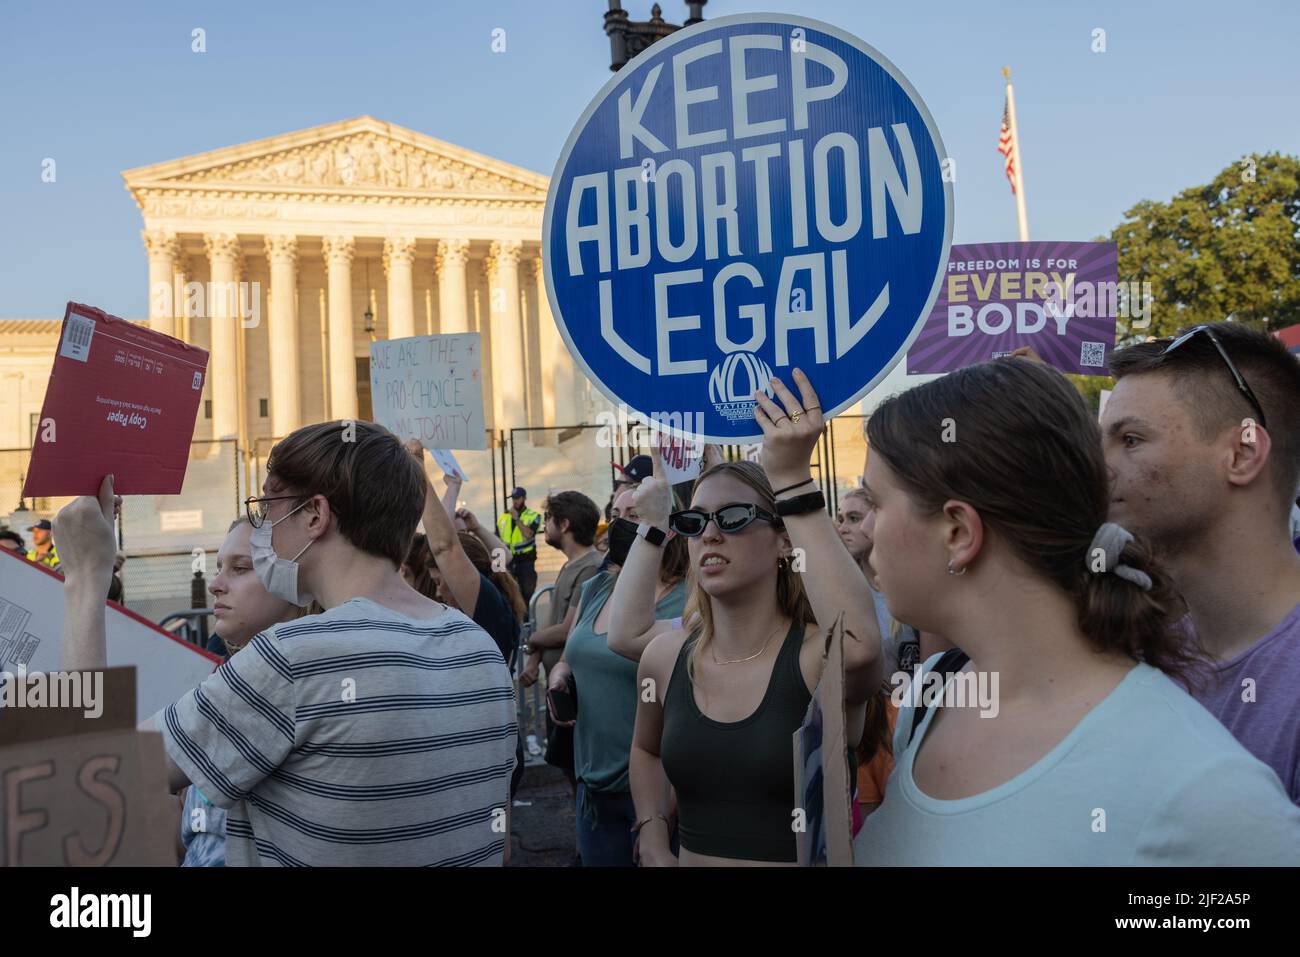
[660,619,811,863]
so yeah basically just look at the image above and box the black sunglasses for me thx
[244,495,305,529]
[1161,324,1267,428]
[669,503,781,538]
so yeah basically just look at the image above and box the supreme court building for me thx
[124,115,586,450]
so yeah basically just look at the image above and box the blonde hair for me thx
[683,461,815,681]
[841,486,869,505]
[220,516,320,656]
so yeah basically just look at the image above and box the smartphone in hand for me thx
[547,674,578,723]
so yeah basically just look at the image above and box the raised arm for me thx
[608,449,677,662]
[54,474,118,670]
[408,439,480,614]
[753,369,882,705]
[457,508,509,563]
[440,470,462,518]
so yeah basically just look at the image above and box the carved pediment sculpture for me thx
[171,132,531,194]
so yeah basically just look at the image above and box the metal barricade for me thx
[158,609,216,649]
[517,583,555,765]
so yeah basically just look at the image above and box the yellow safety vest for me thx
[26,544,60,570]
[497,508,541,558]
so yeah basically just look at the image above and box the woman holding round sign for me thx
[623,368,883,866]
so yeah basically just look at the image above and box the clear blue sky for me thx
[2,0,1295,319]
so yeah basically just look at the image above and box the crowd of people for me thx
[51,320,1300,866]
[2,516,127,601]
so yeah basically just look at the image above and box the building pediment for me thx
[123,116,548,204]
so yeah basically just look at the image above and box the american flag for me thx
[998,96,1019,194]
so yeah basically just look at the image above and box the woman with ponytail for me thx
[852,358,1300,864]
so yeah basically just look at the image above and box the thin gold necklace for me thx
[712,619,787,665]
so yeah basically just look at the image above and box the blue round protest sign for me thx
[544,13,952,443]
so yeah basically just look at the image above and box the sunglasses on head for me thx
[669,503,781,538]
[1160,324,1267,428]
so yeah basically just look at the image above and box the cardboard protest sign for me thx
[24,302,209,497]
[793,613,854,866]
[906,241,1120,375]
[430,447,466,482]
[0,666,175,866]
[0,548,219,722]
[543,14,952,443]
[369,333,486,450]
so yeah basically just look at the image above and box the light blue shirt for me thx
[855,657,1300,865]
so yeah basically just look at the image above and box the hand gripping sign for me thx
[544,13,952,443]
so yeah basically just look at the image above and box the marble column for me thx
[173,256,191,343]
[435,238,470,335]
[144,229,180,337]
[204,233,242,440]
[264,234,301,437]
[322,235,358,421]
[486,240,525,432]
[533,255,573,428]
[383,237,417,340]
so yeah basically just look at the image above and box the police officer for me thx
[26,519,60,572]
[496,486,541,604]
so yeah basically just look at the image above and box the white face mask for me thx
[250,499,316,607]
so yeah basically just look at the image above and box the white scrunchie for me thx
[1087,522,1153,591]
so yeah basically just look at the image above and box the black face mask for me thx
[606,517,638,567]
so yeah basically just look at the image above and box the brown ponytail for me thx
[866,359,1203,683]
[1076,532,1199,684]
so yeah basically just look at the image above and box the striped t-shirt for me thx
[158,598,517,866]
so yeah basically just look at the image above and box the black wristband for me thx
[775,489,826,518]
[636,522,667,547]
[773,477,815,496]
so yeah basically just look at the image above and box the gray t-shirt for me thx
[159,598,517,866]
[541,549,603,672]
[856,657,1300,865]
[1191,601,1300,803]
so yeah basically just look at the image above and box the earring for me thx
[777,556,787,570]
[947,560,967,576]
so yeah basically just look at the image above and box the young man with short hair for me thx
[520,491,603,790]
[520,490,603,687]
[1103,323,1300,801]
[57,421,517,865]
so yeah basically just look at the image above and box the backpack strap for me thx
[906,648,970,747]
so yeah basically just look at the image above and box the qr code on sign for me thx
[1080,341,1106,367]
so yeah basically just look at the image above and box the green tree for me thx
[1110,152,1300,343]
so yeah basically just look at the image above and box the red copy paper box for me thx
[23,302,210,496]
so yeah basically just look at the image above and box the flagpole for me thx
[1003,66,1030,241]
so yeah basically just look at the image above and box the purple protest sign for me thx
[906,241,1119,376]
